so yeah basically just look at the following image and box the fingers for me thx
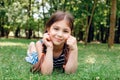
[43,33,53,48]
[43,33,50,42]
[66,36,77,50]
[67,36,76,44]
[43,33,50,40]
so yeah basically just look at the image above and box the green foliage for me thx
[0,38,120,79]
[0,8,6,17]
[117,0,120,17]
[0,0,119,42]
[25,17,38,30]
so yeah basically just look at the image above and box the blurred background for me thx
[0,0,119,47]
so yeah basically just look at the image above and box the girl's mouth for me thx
[55,38,63,42]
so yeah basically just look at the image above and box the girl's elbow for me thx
[64,65,77,74]
[41,65,53,75]
[41,69,53,75]
[41,71,52,75]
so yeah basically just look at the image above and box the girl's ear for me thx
[46,27,50,33]
[46,28,51,35]
[44,26,50,33]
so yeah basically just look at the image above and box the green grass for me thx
[0,38,120,80]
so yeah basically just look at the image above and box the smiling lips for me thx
[55,38,63,42]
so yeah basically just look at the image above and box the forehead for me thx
[51,20,71,29]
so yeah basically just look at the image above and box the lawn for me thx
[0,38,120,80]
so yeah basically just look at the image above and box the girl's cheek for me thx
[65,34,70,40]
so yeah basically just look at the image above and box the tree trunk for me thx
[115,18,120,43]
[15,27,20,38]
[0,26,5,37]
[26,0,32,39]
[84,0,97,45]
[108,0,116,48]
[42,0,46,27]
[63,0,67,11]
[118,18,120,43]
[88,22,94,42]
[28,28,32,39]
[100,24,105,43]
[28,0,31,17]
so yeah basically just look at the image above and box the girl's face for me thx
[47,20,71,46]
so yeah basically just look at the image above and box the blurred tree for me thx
[0,0,119,44]
[84,0,97,45]
[108,0,117,48]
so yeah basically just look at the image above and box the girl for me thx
[25,11,78,75]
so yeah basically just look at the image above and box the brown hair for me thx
[45,11,74,32]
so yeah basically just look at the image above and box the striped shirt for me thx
[53,52,65,68]
[40,39,65,68]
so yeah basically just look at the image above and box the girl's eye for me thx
[64,30,69,33]
[54,27,59,30]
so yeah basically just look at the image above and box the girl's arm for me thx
[36,33,53,75]
[64,36,78,74]
[41,47,53,75]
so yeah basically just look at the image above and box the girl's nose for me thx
[57,31,63,37]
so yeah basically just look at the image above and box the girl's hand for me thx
[43,33,53,48]
[66,36,77,50]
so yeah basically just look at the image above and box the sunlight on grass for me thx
[85,57,96,64]
[0,42,26,46]
[85,54,96,64]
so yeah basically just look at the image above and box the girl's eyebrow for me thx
[64,28,71,32]
[53,25,60,28]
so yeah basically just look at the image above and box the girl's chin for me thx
[53,42,61,45]
[52,41,64,46]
